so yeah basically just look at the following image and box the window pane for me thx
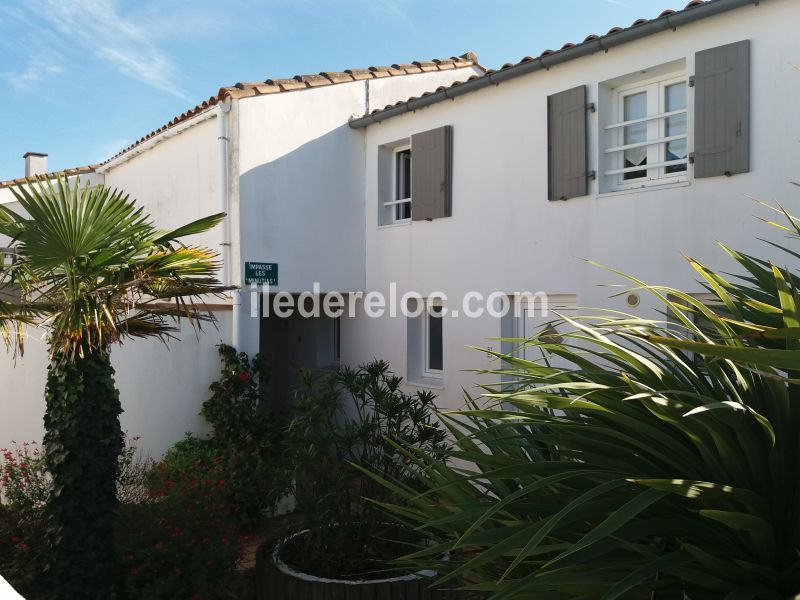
[395,149,412,220]
[396,200,411,221]
[665,83,687,173]
[427,306,443,372]
[665,82,686,112]
[623,92,647,180]
[395,150,411,200]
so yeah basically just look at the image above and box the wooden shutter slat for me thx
[694,40,750,178]
[411,126,452,221]
[547,85,588,201]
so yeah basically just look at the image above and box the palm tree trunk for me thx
[43,349,123,599]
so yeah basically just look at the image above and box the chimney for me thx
[23,152,48,178]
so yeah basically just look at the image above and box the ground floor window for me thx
[407,297,444,384]
[423,300,443,377]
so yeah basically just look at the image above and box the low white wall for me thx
[0,312,231,460]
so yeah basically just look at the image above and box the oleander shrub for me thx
[278,360,450,580]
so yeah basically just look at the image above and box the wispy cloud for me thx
[4,51,63,92]
[94,138,132,163]
[23,0,192,102]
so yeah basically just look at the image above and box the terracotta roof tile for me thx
[367,67,394,78]
[345,68,377,81]
[90,52,481,167]
[357,0,742,122]
[320,71,354,84]
[0,165,99,190]
[294,74,330,87]
[392,63,422,74]
[412,60,439,72]
[2,52,481,184]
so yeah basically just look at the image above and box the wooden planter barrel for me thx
[255,535,460,599]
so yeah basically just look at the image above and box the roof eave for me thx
[348,0,761,129]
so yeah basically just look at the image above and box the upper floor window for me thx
[548,41,749,200]
[378,126,452,226]
[603,71,688,190]
[391,146,412,222]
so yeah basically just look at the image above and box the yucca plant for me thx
[0,177,227,599]
[362,202,800,599]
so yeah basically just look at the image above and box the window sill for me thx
[596,180,690,199]
[378,221,412,230]
[407,377,444,390]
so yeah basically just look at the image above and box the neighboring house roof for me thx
[0,53,481,189]
[349,0,759,128]
[101,53,481,165]
[0,164,98,191]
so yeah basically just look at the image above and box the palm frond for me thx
[0,176,228,360]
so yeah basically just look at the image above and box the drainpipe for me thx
[217,100,241,350]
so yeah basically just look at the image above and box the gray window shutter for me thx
[411,126,452,221]
[693,40,750,178]
[547,85,588,201]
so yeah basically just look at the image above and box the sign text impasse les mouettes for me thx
[244,262,278,285]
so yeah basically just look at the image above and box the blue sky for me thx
[0,0,677,181]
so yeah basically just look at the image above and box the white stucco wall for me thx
[102,116,223,252]
[353,0,800,409]
[0,316,231,459]
[0,118,231,458]
[234,66,483,357]
[0,65,483,455]
[235,67,484,295]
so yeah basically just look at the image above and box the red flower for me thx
[238,370,250,382]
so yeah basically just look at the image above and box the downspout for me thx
[217,100,241,349]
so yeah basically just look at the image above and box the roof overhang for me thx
[349,0,762,129]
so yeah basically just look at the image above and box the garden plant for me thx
[0,177,227,599]
[277,360,450,580]
[365,201,800,598]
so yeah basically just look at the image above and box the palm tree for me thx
[0,176,228,599]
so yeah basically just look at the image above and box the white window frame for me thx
[422,298,443,379]
[385,145,411,224]
[604,71,689,191]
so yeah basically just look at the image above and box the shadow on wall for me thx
[239,122,367,411]
[238,122,367,296]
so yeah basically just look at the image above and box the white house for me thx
[2,0,799,458]
[341,0,799,406]
[0,54,483,457]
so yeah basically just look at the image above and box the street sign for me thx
[244,262,278,286]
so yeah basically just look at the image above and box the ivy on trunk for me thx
[44,350,123,599]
